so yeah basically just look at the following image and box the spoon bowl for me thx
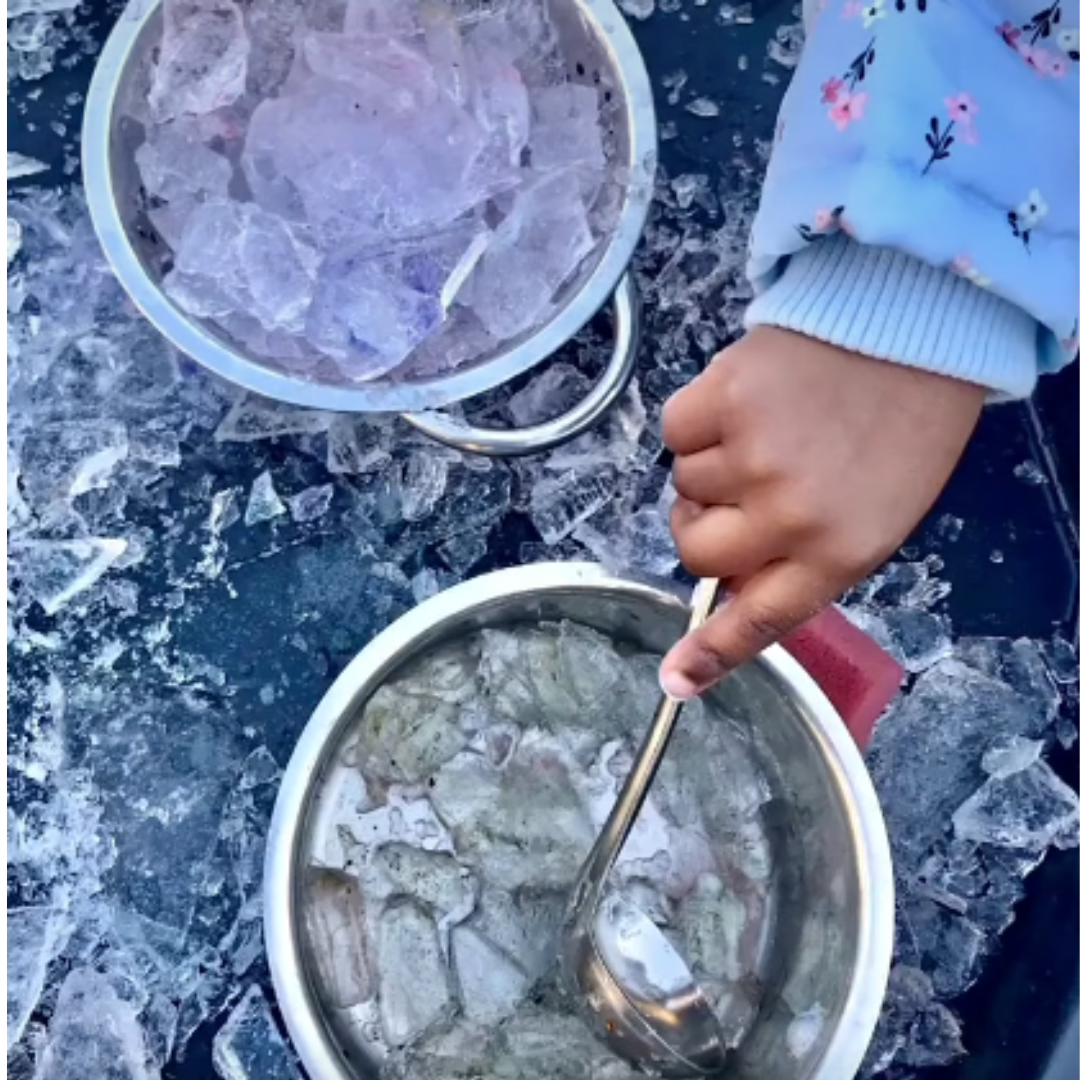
[565,894,728,1077]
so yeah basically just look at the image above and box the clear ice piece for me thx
[7,906,63,1051]
[528,83,605,178]
[215,397,330,443]
[135,122,232,208]
[952,758,1079,851]
[376,900,452,1047]
[34,968,156,1080]
[357,645,477,783]
[867,658,1055,878]
[245,470,287,525]
[287,483,334,523]
[212,985,303,1080]
[464,171,595,341]
[528,465,617,544]
[305,222,489,379]
[150,0,251,122]
[12,537,128,615]
[302,867,377,1008]
[508,363,589,426]
[19,418,129,509]
[367,843,477,924]
[451,924,531,1023]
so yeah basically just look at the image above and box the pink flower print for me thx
[829,90,868,131]
[945,93,978,125]
[821,76,845,104]
[842,1,863,18]
[813,209,835,232]
[1018,42,1057,73]
[1047,55,1069,77]
[997,20,1022,48]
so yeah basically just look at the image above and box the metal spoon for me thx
[561,577,728,1078]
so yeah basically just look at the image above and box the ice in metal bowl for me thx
[265,565,894,1080]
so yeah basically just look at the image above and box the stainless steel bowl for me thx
[265,564,894,1080]
[83,0,657,455]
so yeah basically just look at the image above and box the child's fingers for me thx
[672,446,741,505]
[659,561,829,699]
[661,371,724,456]
[669,502,772,579]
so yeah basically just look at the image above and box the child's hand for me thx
[659,327,985,699]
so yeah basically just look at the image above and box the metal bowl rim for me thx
[82,0,658,413]
[264,562,894,1080]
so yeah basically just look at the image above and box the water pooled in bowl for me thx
[300,620,811,1076]
[133,0,622,384]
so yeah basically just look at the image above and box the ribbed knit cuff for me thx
[745,235,1040,399]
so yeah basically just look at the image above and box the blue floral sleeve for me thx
[745,0,1079,398]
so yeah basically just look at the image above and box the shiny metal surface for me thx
[561,577,727,1077]
[82,0,656,450]
[265,563,894,1080]
[400,275,640,456]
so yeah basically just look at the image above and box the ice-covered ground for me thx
[8,1,1078,1077]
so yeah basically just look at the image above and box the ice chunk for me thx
[464,743,596,890]
[867,658,1054,877]
[528,84,605,178]
[952,636,1060,728]
[302,867,377,1008]
[862,965,964,1075]
[287,483,334,523]
[368,843,478,925]
[528,465,618,544]
[617,0,656,19]
[8,216,23,263]
[150,0,251,122]
[437,529,489,575]
[575,503,679,578]
[879,607,953,673]
[12,538,128,615]
[34,967,156,1080]
[215,396,330,443]
[494,1008,633,1079]
[465,171,595,341]
[8,151,49,180]
[212,985,302,1080]
[337,791,455,863]
[376,901,452,1047]
[165,201,317,338]
[302,31,439,107]
[357,645,477,783]
[465,887,563,982]
[20,418,129,509]
[1041,634,1078,684]
[7,906,63,1051]
[135,123,232,210]
[401,451,451,522]
[451,924,531,1023]
[344,0,419,36]
[982,735,1043,778]
[508,363,589,426]
[244,470,286,525]
[895,897,986,999]
[952,758,1079,851]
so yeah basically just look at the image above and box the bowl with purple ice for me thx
[83,0,656,454]
[264,564,894,1080]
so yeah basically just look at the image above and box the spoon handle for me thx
[574,578,721,904]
